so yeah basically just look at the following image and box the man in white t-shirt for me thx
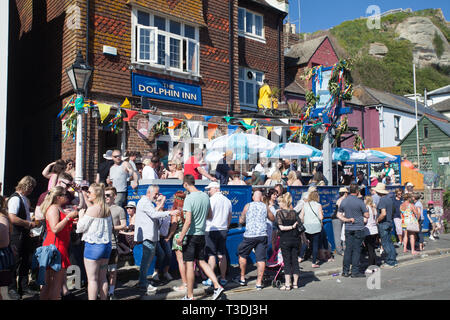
[202,182,232,287]
[142,156,160,180]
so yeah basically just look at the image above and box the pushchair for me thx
[262,236,284,288]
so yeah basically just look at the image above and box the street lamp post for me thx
[65,50,93,184]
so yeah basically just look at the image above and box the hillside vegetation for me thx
[327,9,450,95]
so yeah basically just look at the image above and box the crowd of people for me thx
[0,148,444,300]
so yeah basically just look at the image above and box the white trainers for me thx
[146,284,157,294]
[152,272,160,282]
[430,235,436,241]
[212,286,224,300]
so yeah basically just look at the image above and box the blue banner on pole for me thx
[288,186,340,218]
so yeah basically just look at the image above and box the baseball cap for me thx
[205,182,220,190]
[406,182,414,187]
[428,200,434,205]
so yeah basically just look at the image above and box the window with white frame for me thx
[394,116,401,140]
[133,9,200,75]
[239,67,264,108]
[238,7,264,40]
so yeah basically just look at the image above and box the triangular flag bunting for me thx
[280,118,289,124]
[148,115,161,131]
[264,126,273,134]
[203,116,213,122]
[168,118,182,129]
[264,118,271,122]
[240,121,255,130]
[123,109,138,122]
[121,98,131,109]
[242,118,253,126]
[273,127,282,136]
[97,103,111,123]
[142,109,153,114]
[290,126,300,131]
[224,116,233,123]
[187,121,201,137]
[228,125,238,135]
[207,123,218,140]
[184,113,193,120]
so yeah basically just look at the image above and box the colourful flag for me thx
[208,123,218,140]
[121,98,131,109]
[224,116,234,123]
[264,126,273,134]
[228,125,238,135]
[204,116,213,122]
[97,103,111,123]
[123,109,138,122]
[184,113,193,120]
[168,118,182,129]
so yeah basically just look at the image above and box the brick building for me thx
[5,0,287,193]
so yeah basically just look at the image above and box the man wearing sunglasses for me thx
[107,149,139,208]
[104,186,127,300]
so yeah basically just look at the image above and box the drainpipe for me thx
[376,105,384,148]
[229,0,234,116]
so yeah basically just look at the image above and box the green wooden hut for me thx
[398,116,450,189]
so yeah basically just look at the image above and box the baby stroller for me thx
[262,236,284,288]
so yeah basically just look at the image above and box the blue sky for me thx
[286,0,450,34]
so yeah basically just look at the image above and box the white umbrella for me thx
[206,133,276,160]
[265,142,322,159]
[310,148,396,163]
[360,149,397,162]
[205,151,224,163]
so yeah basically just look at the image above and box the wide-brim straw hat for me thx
[372,183,389,194]
[339,187,349,193]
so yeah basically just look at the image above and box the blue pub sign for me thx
[132,73,202,106]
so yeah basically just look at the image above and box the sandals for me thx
[312,264,320,268]
[279,284,292,291]
[292,285,298,289]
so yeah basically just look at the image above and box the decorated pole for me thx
[75,95,85,184]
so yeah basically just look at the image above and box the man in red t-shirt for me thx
[184,149,217,181]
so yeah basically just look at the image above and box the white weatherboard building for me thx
[0,1,9,194]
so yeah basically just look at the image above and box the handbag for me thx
[406,217,420,232]
[296,214,306,234]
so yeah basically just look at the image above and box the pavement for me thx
[21,233,450,300]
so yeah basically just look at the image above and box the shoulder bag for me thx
[406,204,420,233]
[308,202,323,227]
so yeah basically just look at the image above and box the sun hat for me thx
[428,200,434,205]
[372,183,389,195]
[205,181,220,190]
[339,187,349,193]
[125,201,136,208]
[103,150,113,160]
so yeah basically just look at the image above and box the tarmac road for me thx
[223,253,450,300]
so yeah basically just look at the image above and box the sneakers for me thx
[182,296,194,300]
[233,277,247,286]
[212,286,224,300]
[146,284,158,294]
[164,272,173,281]
[219,278,228,286]
[430,235,436,241]
[202,279,213,287]
[152,272,160,282]
[255,284,263,291]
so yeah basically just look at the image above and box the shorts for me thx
[108,249,118,271]
[182,235,206,262]
[238,236,268,262]
[430,217,438,224]
[205,230,228,257]
[84,242,112,260]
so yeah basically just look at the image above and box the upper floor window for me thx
[238,8,264,40]
[394,116,401,140]
[239,67,264,108]
[132,9,200,76]
[423,125,429,139]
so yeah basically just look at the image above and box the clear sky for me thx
[286,0,450,34]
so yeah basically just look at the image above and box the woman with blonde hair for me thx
[299,189,323,268]
[161,160,184,180]
[264,170,285,186]
[39,186,78,300]
[276,192,301,290]
[400,193,420,255]
[76,183,113,300]
[0,195,15,300]
[363,196,378,272]
[287,171,302,186]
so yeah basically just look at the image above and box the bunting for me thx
[121,98,131,109]
[123,109,138,122]
[208,123,218,140]
[168,118,182,129]
[187,121,201,137]
[97,103,111,123]
[264,126,273,135]
[240,121,255,130]
[184,113,193,120]
[204,116,213,122]
[224,116,233,123]
[227,125,238,135]
[148,114,161,131]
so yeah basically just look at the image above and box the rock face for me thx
[395,17,450,68]
[369,42,389,58]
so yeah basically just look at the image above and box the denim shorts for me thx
[84,242,112,260]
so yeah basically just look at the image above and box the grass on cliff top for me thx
[329,9,450,95]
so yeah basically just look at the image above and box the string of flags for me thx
[58,95,340,142]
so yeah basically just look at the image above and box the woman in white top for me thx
[299,189,323,268]
[142,158,159,180]
[76,183,113,300]
[363,196,378,273]
[287,171,303,186]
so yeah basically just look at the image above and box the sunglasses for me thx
[105,194,114,198]
[113,155,121,158]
